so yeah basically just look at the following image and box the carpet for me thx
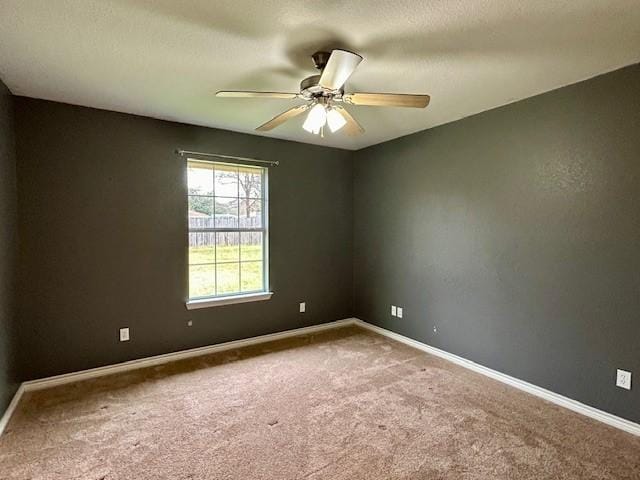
[1,326,639,479]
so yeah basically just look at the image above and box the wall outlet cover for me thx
[391,305,397,316]
[397,307,403,318]
[299,302,306,313]
[119,327,130,342]
[616,369,631,390]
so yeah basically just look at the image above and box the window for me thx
[186,159,270,308]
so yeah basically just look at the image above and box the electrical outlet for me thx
[187,320,193,327]
[616,369,631,390]
[391,305,397,316]
[397,307,403,318]
[433,326,437,334]
[299,302,306,313]
[119,327,130,342]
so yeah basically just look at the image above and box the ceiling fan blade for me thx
[216,91,299,99]
[344,92,430,108]
[255,104,310,132]
[333,106,364,136]
[318,50,363,90]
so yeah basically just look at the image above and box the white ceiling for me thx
[1,1,640,150]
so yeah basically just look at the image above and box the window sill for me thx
[185,292,274,310]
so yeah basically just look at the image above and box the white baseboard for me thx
[3,317,638,439]
[0,318,357,436]
[0,384,25,437]
[353,319,640,437]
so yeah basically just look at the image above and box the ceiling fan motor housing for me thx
[299,51,345,101]
[311,51,331,70]
[299,75,343,101]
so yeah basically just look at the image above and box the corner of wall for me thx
[0,78,20,413]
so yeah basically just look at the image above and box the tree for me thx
[218,170,262,219]
[189,169,262,225]
[188,189,213,215]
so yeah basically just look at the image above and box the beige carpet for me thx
[1,326,639,479]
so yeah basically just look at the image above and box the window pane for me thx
[188,196,214,229]
[187,160,267,300]
[217,262,240,294]
[189,233,215,265]
[215,165,238,197]
[215,197,238,228]
[188,162,213,196]
[189,264,215,298]
[239,198,262,228]
[241,232,262,261]
[216,232,239,262]
[241,261,263,292]
[239,167,262,198]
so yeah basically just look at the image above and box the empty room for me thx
[1,1,639,478]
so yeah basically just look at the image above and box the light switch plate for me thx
[119,327,130,342]
[397,307,403,318]
[616,369,631,390]
[391,305,397,316]
[299,302,306,313]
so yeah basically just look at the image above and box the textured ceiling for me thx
[1,1,640,150]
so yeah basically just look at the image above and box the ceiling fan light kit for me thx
[301,97,348,136]
[302,103,328,135]
[216,49,431,137]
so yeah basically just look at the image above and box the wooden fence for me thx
[189,216,262,247]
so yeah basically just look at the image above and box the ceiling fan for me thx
[216,49,430,137]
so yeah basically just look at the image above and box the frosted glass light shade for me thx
[302,104,327,134]
[326,108,346,132]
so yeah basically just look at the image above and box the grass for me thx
[189,244,262,263]
[189,245,263,298]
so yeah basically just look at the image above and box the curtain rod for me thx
[175,149,279,167]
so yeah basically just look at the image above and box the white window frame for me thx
[185,158,272,309]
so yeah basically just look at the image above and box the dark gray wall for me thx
[354,64,640,423]
[15,98,353,380]
[0,79,19,411]
[11,64,640,425]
